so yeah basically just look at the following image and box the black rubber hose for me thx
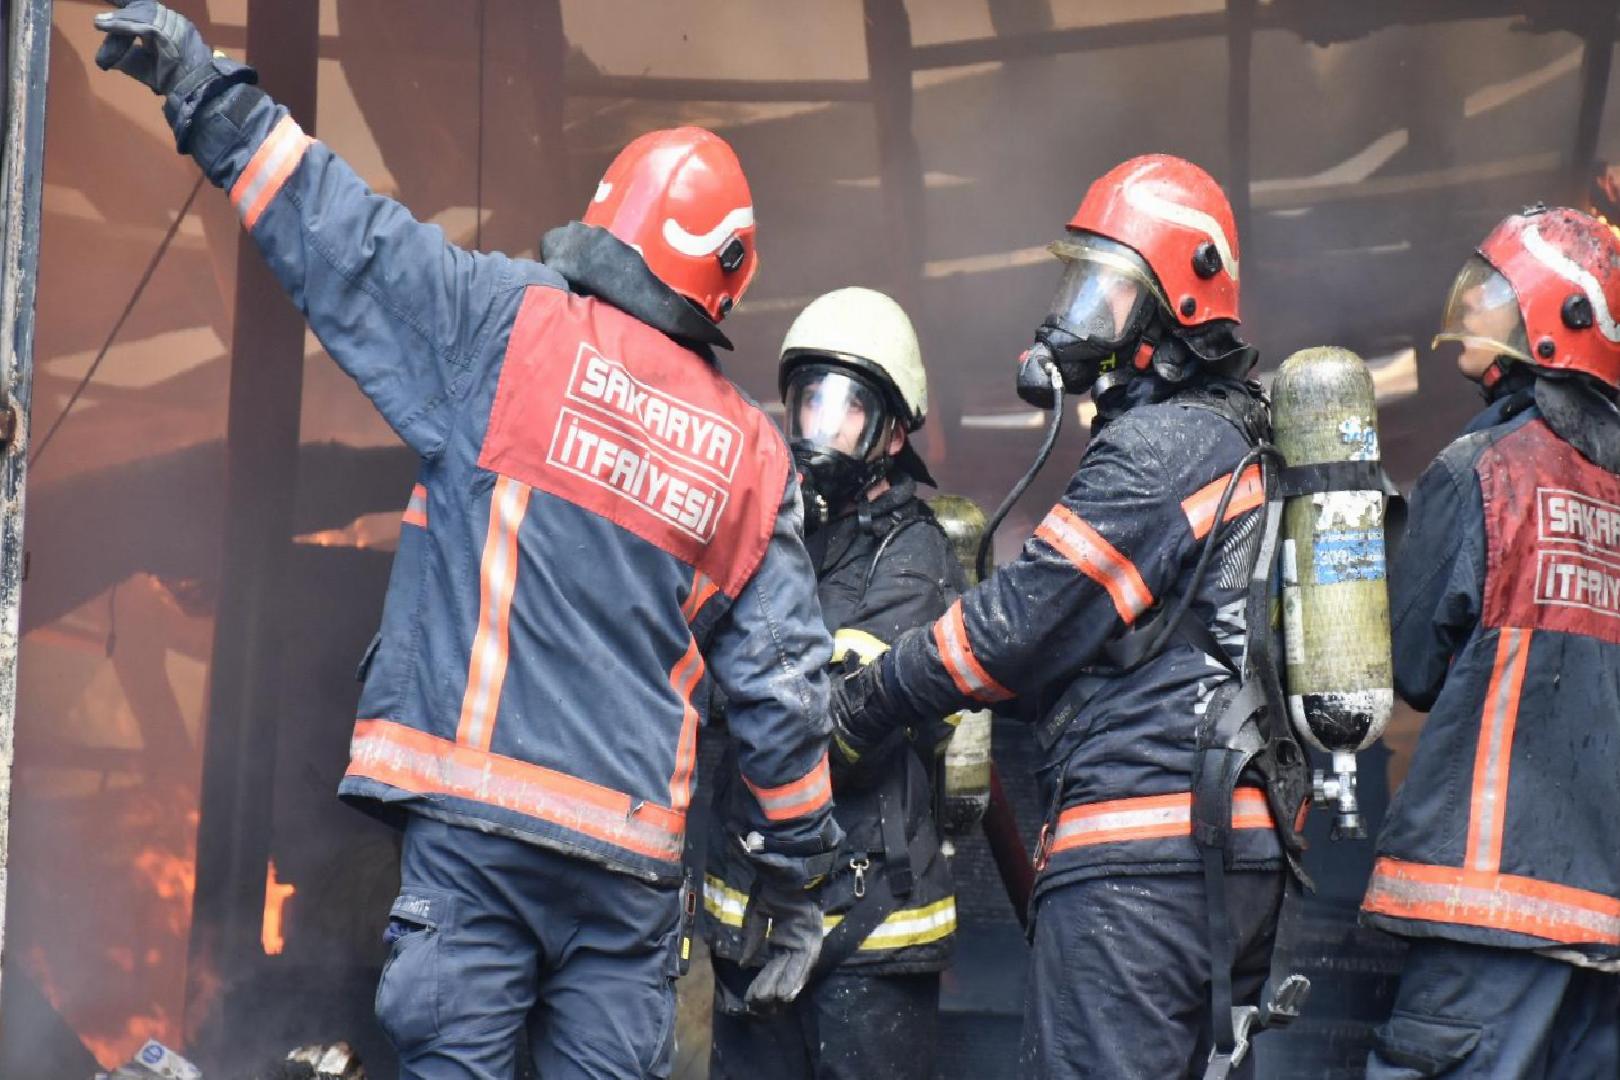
[1127,442,1286,668]
[976,362,1065,582]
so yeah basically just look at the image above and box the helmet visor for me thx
[1433,254,1531,365]
[1045,233,1164,351]
[784,364,889,460]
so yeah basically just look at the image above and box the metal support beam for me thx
[183,0,319,1062]
[863,0,926,308]
[0,0,51,1020]
[477,0,571,253]
[864,0,942,461]
[1227,0,1256,247]
[1569,1,1618,207]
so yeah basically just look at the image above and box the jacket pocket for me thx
[1369,1010,1483,1076]
[373,890,451,1054]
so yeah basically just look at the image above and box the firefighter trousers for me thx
[374,815,682,1080]
[1367,937,1619,1078]
[1019,870,1284,1080]
[708,955,940,1080]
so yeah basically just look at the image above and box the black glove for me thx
[738,876,823,1012]
[94,1,257,151]
[827,657,913,778]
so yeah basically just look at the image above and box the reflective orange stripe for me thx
[681,570,719,622]
[1465,628,1530,873]
[1363,857,1620,946]
[346,720,684,863]
[932,599,1013,703]
[1181,465,1265,540]
[229,115,313,231]
[667,637,706,811]
[1050,789,1273,855]
[744,751,832,822]
[402,483,429,529]
[1035,504,1154,625]
[456,477,530,751]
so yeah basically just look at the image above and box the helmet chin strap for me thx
[1477,356,1526,403]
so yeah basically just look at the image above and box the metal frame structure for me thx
[0,0,52,1021]
[181,0,320,1065]
[158,0,1619,1062]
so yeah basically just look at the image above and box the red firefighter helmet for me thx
[1065,154,1241,327]
[1436,206,1620,390]
[581,127,758,323]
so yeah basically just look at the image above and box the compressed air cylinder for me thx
[1271,347,1394,757]
[928,495,994,839]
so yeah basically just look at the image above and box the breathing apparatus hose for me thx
[976,362,1065,582]
[1127,443,1285,668]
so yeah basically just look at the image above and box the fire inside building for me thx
[1,1,1619,1077]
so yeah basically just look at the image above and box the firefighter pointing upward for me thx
[93,3,841,1077]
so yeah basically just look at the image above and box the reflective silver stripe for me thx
[1469,628,1526,871]
[937,607,991,698]
[459,477,529,749]
[1037,506,1152,622]
[1367,863,1620,945]
[752,773,830,817]
[703,875,748,928]
[746,753,832,821]
[348,729,682,861]
[1056,801,1188,844]
[231,116,308,221]
[824,897,958,949]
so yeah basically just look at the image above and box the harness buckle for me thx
[850,855,870,899]
[1262,973,1311,1028]
[1203,1005,1257,1079]
[1033,822,1054,872]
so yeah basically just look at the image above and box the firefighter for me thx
[93,4,841,1078]
[701,288,964,1080]
[828,155,1301,1079]
[1361,205,1620,1076]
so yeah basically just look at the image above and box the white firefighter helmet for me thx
[779,287,928,431]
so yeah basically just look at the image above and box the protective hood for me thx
[1535,375,1620,473]
[541,220,732,352]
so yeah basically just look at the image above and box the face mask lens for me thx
[784,365,887,460]
[1043,233,1161,355]
[1050,260,1148,347]
[1434,255,1531,363]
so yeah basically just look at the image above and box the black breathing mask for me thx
[784,363,895,534]
[1016,233,1163,408]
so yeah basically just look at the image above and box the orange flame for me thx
[262,859,296,956]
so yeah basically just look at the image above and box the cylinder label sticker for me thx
[1314,529,1385,584]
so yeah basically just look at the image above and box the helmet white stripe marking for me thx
[593,180,613,203]
[662,206,755,258]
[1523,222,1620,343]
[1123,183,1240,283]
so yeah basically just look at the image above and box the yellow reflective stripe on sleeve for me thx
[703,874,748,928]
[822,896,957,950]
[832,627,890,665]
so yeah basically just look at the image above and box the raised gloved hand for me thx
[94,1,256,151]
[738,876,823,1012]
[94,1,213,95]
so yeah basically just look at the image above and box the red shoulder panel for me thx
[479,287,787,599]
[1481,419,1620,645]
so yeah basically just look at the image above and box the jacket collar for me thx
[1535,376,1620,473]
[540,221,733,354]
